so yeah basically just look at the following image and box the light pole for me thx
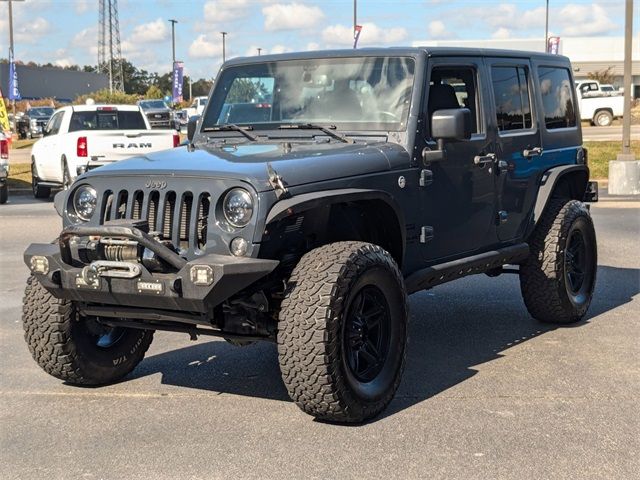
[168,19,178,66]
[220,31,227,63]
[544,0,549,51]
[353,0,357,49]
[257,48,262,56]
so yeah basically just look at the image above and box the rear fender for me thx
[532,164,590,226]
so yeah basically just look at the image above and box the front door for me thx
[486,58,542,241]
[419,59,498,262]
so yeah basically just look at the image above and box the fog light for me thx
[230,237,249,257]
[29,256,49,274]
[190,265,214,286]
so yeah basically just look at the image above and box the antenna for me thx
[98,0,124,92]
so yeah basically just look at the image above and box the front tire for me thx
[0,183,7,204]
[520,199,597,324]
[22,276,154,385]
[278,242,407,423]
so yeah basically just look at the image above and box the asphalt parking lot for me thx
[1,193,638,480]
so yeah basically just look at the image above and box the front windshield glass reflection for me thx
[202,56,415,132]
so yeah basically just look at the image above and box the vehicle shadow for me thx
[131,264,639,420]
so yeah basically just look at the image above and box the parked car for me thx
[137,99,175,129]
[185,96,208,118]
[30,104,180,198]
[16,107,55,139]
[22,48,598,423]
[575,81,625,126]
[0,132,8,204]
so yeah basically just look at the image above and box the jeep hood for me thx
[84,141,410,191]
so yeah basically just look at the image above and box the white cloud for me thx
[189,34,224,59]
[306,42,321,51]
[129,18,170,44]
[262,3,325,32]
[322,22,407,48]
[204,0,251,23]
[428,20,453,39]
[74,0,93,14]
[269,44,293,54]
[558,3,617,36]
[492,27,511,39]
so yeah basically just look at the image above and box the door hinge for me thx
[419,169,433,187]
[420,226,434,243]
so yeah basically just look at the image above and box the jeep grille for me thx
[100,189,211,253]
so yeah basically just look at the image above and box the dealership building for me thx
[0,63,108,102]
[416,36,640,98]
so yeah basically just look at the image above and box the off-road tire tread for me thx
[22,276,153,385]
[278,241,407,423]
[520,199,596,324]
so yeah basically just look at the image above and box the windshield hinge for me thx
[266,163,289,199]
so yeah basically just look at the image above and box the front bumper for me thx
[24,225,278,313]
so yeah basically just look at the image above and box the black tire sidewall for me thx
[340,265,406,404]
[0,184,7,204]
[559,213,597,315]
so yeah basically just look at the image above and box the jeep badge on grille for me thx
[145,180,167,189]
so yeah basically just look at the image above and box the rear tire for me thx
[31,160,51,199]
[278,242,407,423]
[520,199,597,324]
[22,276,154,385]
[593,110,613,127]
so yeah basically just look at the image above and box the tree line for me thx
[0,58,213,100]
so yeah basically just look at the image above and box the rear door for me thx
[486,58,542,242]
[37,111,65,180]
[419,57,498,261]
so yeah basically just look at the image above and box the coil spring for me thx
[103,244,139,262]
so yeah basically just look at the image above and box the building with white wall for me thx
[414,36,639,98]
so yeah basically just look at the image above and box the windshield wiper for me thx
[202,124,258,141]
[278,123,354,144]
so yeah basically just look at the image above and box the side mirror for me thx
[431,108,472,142]
[423,108,472,164]
[187,115,201,143]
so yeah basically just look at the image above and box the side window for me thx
[45,112,63,136]
[427,67,480,134]
[491,66,532,131]
[537,67,577,129]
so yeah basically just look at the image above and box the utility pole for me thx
[608,0,638,195]
[8,0,16,132]
[169,19,177,66]
[353,0,357,47]
[544,0,549,51]
[220,31,227,63]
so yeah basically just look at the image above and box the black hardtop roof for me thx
[224,46,571,66]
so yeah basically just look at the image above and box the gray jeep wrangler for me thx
[23,48,598,423]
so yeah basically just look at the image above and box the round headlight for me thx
[72,185,97,221]
[222,188,254,227]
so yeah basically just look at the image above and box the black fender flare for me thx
[533,164,589,225]
[264,188,406,261]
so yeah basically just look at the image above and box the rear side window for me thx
[69,111,147,132]
[491,66,532,132]
[537,67,577,129]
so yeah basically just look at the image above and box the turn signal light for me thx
[0,139,8,159]
[173,134,180,148]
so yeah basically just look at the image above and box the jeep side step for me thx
[405,243,529,294]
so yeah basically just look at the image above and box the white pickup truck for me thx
[575,80,625,126]
[30,104,179,198]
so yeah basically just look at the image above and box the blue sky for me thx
[0,0,633,79]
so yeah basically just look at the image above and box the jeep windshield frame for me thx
[201,56,416,134]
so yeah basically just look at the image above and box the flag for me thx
[172,61,184,103]
[8,57,21,101]
[0,88,10,132]
[353,25,363,49]
[547,37,560,55]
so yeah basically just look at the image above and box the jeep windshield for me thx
[202,56,415,133]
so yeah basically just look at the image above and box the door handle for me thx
[473,153,496,166]
[523,147,543,158]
